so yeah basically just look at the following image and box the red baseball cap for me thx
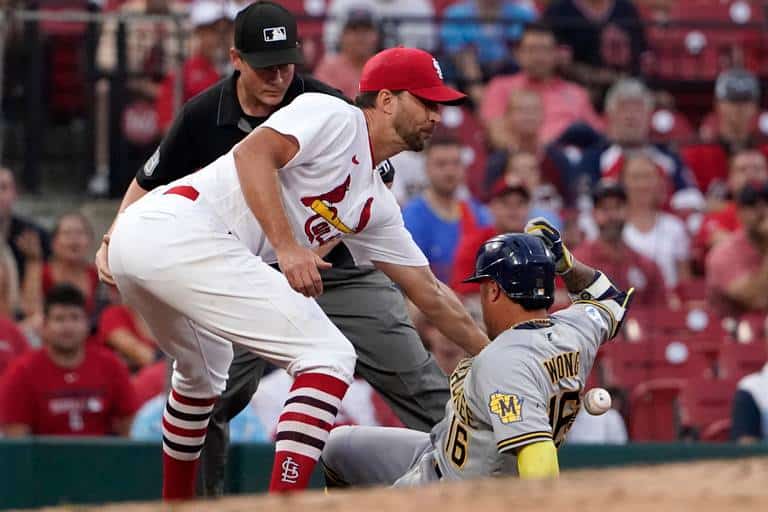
[359,47,466,105]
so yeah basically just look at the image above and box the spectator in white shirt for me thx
[621,155,691,288]
[567,408,628,444]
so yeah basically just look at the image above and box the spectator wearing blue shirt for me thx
[403,133,492,283]
[131,393,269,443]
[440,0,537,97]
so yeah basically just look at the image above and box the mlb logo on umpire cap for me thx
[264,26,287,42]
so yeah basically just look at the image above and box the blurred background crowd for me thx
[0,0,766,446]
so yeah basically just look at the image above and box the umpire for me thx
[95,0,449,496]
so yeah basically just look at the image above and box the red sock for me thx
[161,389,216,500]
[269,372,349,493]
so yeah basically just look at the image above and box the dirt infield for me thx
[36,457,768,512]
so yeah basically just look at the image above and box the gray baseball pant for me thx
[321,426,436,487]
[196,268,450,495]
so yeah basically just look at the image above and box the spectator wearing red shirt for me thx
[694,149,768,265]
[0,252,27,376]
[21,213,99,320]
[0,315,27,378]
[98,287,159,371]
[132,358,169,408]
[573,181,667,309]
[156,1,232,133]
[0,285,137,436]
[451,179,531,295]
[707,183,768,319]
[313,9,380,101]
[682,69,768,195]
[482,23,602,149]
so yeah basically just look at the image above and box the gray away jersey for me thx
[424,274,629,481]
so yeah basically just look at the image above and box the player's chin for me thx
[406,132,432,152]
[259,92,286,105]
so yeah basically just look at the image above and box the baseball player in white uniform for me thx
[321,220,634,486]
[107,47,489,499]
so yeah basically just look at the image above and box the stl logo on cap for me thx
[264,26,287,42]
[432,58,444,80]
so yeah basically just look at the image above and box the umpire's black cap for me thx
[234,1,304,69]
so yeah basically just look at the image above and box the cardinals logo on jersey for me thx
[300,174,373,244]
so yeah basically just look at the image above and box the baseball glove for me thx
[524,217,574,275]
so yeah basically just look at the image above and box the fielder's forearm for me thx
[418,280,489,355]
[560,259,600,294]
[233,135,299,252]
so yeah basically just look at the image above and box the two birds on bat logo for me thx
[300,158,373,244]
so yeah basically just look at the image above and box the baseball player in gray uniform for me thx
[321,218,634,485]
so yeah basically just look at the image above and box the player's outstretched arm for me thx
[515,440,559,479]
[233,128,331,298]
[373,262,489,355]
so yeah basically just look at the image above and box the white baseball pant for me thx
[108,188,357,398]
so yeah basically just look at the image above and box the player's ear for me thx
[377,89,396,115]
[484,280,503,303]
[230,48,245,70]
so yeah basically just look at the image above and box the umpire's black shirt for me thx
[137,72,346,188]
[135,72,361,271]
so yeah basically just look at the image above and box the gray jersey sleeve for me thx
[553,271,632,347]
[469,351,552,454]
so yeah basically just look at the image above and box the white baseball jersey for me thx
[173,92,428,267]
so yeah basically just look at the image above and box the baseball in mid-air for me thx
[584,387,612,415]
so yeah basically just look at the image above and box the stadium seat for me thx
[700,417,732,442]
[601,339,710,391]
[717,342,767,380]
[678,377,739,439]
[676,278,708,306]
[644,1,767,81]
[628,378,686,441]
[626,306,726,340]
[649,108,695,145]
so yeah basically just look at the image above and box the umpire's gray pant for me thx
[196,268,450,495]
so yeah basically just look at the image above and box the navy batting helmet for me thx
[463,233,556,310]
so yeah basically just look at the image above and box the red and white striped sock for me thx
[269,372,349,492]
[161,389,216,500]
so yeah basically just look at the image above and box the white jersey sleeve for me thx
[258,93,355,169]
[343,188,429,267]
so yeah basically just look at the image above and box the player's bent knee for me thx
[290,336,357,384]
[172,365,229,398]
[320,426,356,487]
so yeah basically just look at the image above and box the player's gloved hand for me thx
[524,217,573,275]
[277,243,332,298]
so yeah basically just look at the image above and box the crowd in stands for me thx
[1,0,767,445]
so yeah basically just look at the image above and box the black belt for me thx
[433,459,443,479]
